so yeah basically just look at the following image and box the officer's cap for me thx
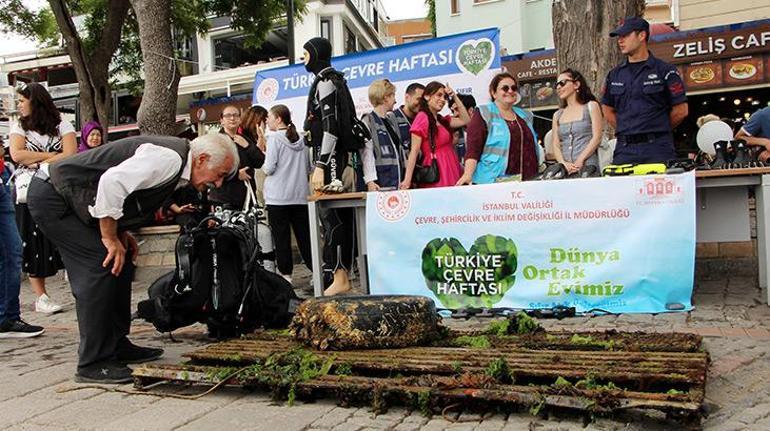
[610,16,650,37]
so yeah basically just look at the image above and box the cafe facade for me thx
[502,18,770,151]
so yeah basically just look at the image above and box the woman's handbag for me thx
[413,125,440,184]
[11,167,35,204]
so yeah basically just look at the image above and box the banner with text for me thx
[253,28,500,120]
[366,174,696,314]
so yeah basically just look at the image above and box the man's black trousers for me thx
[28,177,134,371]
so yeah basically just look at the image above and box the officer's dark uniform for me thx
[602,18,687,164]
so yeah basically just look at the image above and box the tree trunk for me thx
[551,0,645,98]
[48,0,129,136]
[130,0,179,136]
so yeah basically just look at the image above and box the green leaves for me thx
[0,0,59,46]
[198,0,307,49]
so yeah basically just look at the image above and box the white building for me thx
[435,0,681,57]
[435,0,554,55]
[179,0,388,128]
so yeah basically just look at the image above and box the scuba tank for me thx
[255,207,276,273]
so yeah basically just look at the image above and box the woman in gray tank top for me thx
[551,68,603,175]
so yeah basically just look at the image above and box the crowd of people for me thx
[1,16,752,384]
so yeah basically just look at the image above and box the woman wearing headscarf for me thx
[78,121,104,153]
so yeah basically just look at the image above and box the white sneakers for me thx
[35,294,62,314]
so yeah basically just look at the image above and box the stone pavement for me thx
[2,268,769,431]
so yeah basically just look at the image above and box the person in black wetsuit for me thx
[303,37,355,296]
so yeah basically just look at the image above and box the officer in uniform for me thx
[601,17,689,164]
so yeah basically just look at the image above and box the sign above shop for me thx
[503,19,770,97]
[663,28,770,62]
[503,53,558,82]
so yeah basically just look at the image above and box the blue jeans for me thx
[0,169,22,323]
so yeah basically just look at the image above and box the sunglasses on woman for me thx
[555,79,575,89]
[498,85,517,93]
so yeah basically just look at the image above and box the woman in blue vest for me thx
[457,73,541,184]
[360,79,403,191]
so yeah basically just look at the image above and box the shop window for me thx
[344,25,358,54]
[320,18,333,45]
[47,67,77,87]
[174,29,198,76]
[116,94,140,126]
[213,31,287,69]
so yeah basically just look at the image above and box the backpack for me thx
[306,68,370,151]
[136,213,301,339]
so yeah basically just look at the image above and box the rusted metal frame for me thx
[131,364,702,413]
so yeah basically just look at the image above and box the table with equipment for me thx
[307,192,368,297]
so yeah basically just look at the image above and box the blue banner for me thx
[366,174,696,314]
[253,28,500,119]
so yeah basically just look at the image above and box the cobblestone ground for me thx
[1,268,768,430]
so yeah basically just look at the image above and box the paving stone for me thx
[310,406,358,429]
[28,391,157,430]
[695,279,728,294]
[693,294,726,307]
[689,308,726,323]
[175,397,334,431]
[0,362,76,403]
[0,393,72,428]
[330,423,364,431]
[651,312,688,326]
[500,413,535,429]
[726,276,757,291]
[724,294,760,306]
[472,413,507,431]
[5,424,64,431]
[419,418,459,431]
[99,392,244,431]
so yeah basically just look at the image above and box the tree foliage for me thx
[425,0,436,37]
[0,0,59,47]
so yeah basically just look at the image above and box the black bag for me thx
[413,125,440,184]
[306,69,370,151]
[136,215,301,338]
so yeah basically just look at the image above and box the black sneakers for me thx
[115,343,164,364]
[0,319,45,338]
[74,362,133,384]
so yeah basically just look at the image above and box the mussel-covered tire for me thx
[290,295,443,350]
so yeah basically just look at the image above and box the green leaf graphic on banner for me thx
[456,39,494,76]
[421,235,517,309]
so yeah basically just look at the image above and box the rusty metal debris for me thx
[132,329,708,424]
[290,296,443,350]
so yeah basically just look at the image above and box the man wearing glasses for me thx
[601,17,689,164]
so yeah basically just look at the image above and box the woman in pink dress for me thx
[400,81,470,189]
